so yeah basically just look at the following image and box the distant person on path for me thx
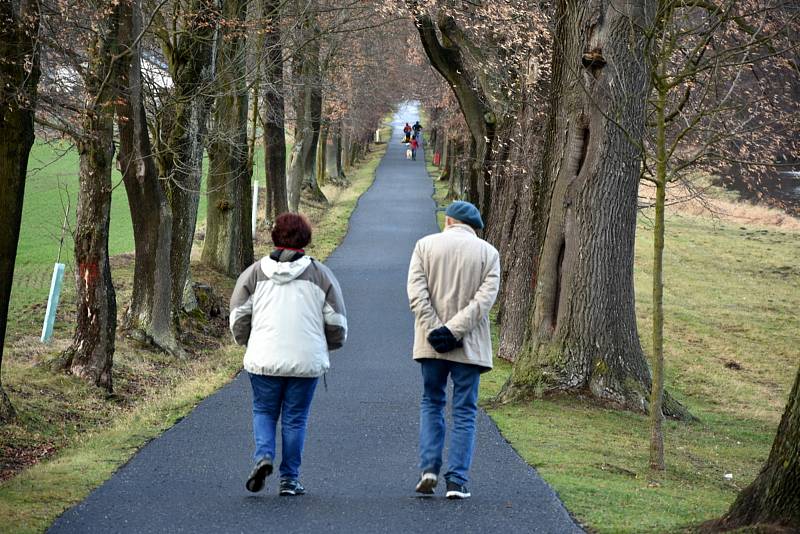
[407,201,500,499]
[410,137,419,160]
[403,122,412,143]
[412,121,422,139]
[230,213,347,497]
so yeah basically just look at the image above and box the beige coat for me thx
[407,223,500,370]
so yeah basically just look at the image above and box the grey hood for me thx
[260,255,312,285]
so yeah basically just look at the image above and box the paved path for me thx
[49,104,582,534]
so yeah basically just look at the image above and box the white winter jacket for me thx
[229,254,347,377]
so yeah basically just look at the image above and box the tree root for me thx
[123,326,188,359]
[0,387,16,423]
[491,375,697,422]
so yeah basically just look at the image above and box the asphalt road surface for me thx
[48,103,583,534]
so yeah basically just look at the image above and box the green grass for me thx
[9,140,293,337]
[418,145,799,532]
[0,128,387,533]
[479,212,799,533]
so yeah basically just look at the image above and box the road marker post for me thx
[252,180,259,237]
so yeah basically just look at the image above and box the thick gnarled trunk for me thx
[116,0,179,356]
[0,0,41,419]
[202,0,253,276]
[159,0,218,313]
[499,0,687,418]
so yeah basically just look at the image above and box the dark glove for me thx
[427,326,463,354]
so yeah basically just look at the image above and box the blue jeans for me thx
[248,373,318,480]
[418,359,481,485]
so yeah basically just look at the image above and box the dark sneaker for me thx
[445,480,471,499]
[415,471,438,495]
[279,478,306,496]
[245,457,273,493]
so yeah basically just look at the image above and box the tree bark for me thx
[261,0,287,222]
[440,133,451,182]
[499,0,688,419]
[714,363,800,530]
[0,0,41,420]
[158,0,218,313]
[202,0,254,277]
[491,109,544,362]
[316,121,328,186]
[116,0,180,356]
[61,3,124,391]
[649,83,669,471]
[326,121,345,183]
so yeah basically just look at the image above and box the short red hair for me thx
[271,212,312,249]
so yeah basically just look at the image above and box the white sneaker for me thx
[415,471,438,495]
[445,481,471,499]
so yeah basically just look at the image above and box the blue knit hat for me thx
[445,201,484,230]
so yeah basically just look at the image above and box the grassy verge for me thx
[421,147,799,532]
[0,125,390,533]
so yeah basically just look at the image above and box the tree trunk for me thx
[342,129,353,171]
[498,0,688,419]
[714,363,800,530]
[316,121,328,186]
[202,0,254,277]
[440,134,452,182]
[649,83,669,471]
[0,0,41,420]
[436,127,447,171]
[61,5,123,391]
[158,0,218,313]
[326,122,345,183]
[491,112,544,362]
[300,62,325,203]
[448,138,460,199]
[116,0,179,355]
[261,0,287,222]
[287,7,325,210]
[466,136,480,206]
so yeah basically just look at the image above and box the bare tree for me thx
[116,0,180,356]
[202,0,254,276]
[57,0,127,391]
[497,0,690,420]
[0,0,41,419]
[642,0,800,470]
[261,0,288,221]
[153,0,219,313]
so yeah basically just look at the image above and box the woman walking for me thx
[230,213,347,496]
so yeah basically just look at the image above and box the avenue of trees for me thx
[0,0,413,397]
[406,0,798,528]
[1,0,798,529]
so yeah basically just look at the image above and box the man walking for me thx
[412,120,423,139]
[407,201,500,499]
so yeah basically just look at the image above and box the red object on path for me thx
[433,152,441,166]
